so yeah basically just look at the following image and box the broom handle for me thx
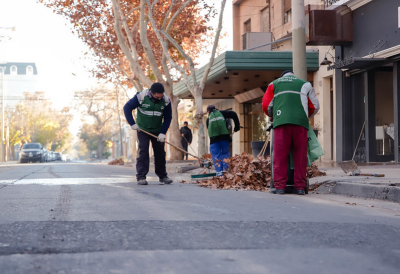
[182,135,198,157]
[139,128,201,160]
[352,121,366,161]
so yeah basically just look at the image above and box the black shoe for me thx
[271,189,285,195]
[159,177,173,185]
[137,179,148,185]
[294,189,305,195]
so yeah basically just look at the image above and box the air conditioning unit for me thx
[242,32,272,51]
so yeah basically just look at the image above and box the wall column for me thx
[364,71,376,162]
[394,61,400,162]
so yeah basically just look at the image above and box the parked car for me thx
[50,151,55,161]
[43,148,49,162]
[55,152,62,161]
[20,143,45,163]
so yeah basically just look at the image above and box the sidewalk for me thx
[310,162,400,203]
[164,159,400,203]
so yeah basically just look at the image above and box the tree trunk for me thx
[115,89,124,157]
[11,145,15,161]
[97,135,104,159]
[164,85,183,161]
[194,92,206,157]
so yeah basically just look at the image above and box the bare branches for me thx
[200,0,227,90]
[139,0,164,82]
[111,0,153,87]
[162,0,175,30]
[160,30,197,87]
[121,6,139,22]
[165,0,193,32]
[143,0,192,90]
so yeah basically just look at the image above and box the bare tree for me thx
[75,87,117,159]
[142,0,227,156]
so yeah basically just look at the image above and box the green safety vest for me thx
[208,110,229,138]
[272,75,310,129]
[136,89,168,133]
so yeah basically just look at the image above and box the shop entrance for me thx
[243,100,269,155]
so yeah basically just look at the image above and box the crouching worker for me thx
[206,105,240,177]
[123,82,173,185]
[262,70,319,195]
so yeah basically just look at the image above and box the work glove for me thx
[131,124,140,131]
[158,133,166,142]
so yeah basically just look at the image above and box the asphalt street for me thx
[0,162,400,274]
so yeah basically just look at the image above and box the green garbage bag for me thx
[290,124,324,168]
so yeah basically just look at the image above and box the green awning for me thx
[173,51,319,99]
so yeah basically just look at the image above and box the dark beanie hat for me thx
[207,105,216,113]
[150,82,165,94]
[280,70,294,77]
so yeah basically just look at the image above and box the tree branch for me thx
[160,29,197,88]
[162,0,175,30]
[122,6,139,22]
[139,0,164,82]
[111,0,153,87]
[200,0,226,90]
[165,0,193,32]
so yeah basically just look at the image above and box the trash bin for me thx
[251,141,270,157]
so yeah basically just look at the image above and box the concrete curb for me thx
[332,182,400,203]
[311,180,400,203]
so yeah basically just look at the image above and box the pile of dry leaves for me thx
[108,158,125,165]
[193,153,326,191]
[307,164,327,178]
[198,153,272,191]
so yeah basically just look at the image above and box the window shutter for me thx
[284,0,291,12]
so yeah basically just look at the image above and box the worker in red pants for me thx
[262,70,319,195]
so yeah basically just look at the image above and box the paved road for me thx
[0,162,400,273]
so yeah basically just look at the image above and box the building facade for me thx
[0,62,38,109]
[327,0,400,162]
[174,0,336,161]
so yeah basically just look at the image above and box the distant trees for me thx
[6,91,73,159]
[75,86,120,159]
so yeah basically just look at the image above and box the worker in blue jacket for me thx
[123,83,173,185]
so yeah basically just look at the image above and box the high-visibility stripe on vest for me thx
[208,110,229,138]
[136,90,168,133]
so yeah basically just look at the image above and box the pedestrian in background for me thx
[206,105,240,176]
[123,82,173,185]
[180,121,192,160]
[262,70,320,195]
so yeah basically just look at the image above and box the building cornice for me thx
[347,0,373,10]
[364,45,400,59]
[325,0,374,11]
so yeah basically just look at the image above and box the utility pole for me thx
[292,0,307,81]
[1,68,5,162]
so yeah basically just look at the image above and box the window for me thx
[244,19,251,33]
[284,9,292,24]
[0,67,3,74]
[260,6,270,32]
[26,66,33,75]
[10,65,17,75]
[283,0,291,24]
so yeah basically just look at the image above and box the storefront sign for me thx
[327,57,354,70]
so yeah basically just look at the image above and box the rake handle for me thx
[139,128,200,160]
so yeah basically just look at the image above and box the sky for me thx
[0,0,233,136]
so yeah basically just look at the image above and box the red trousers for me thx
[273,124,308,190]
